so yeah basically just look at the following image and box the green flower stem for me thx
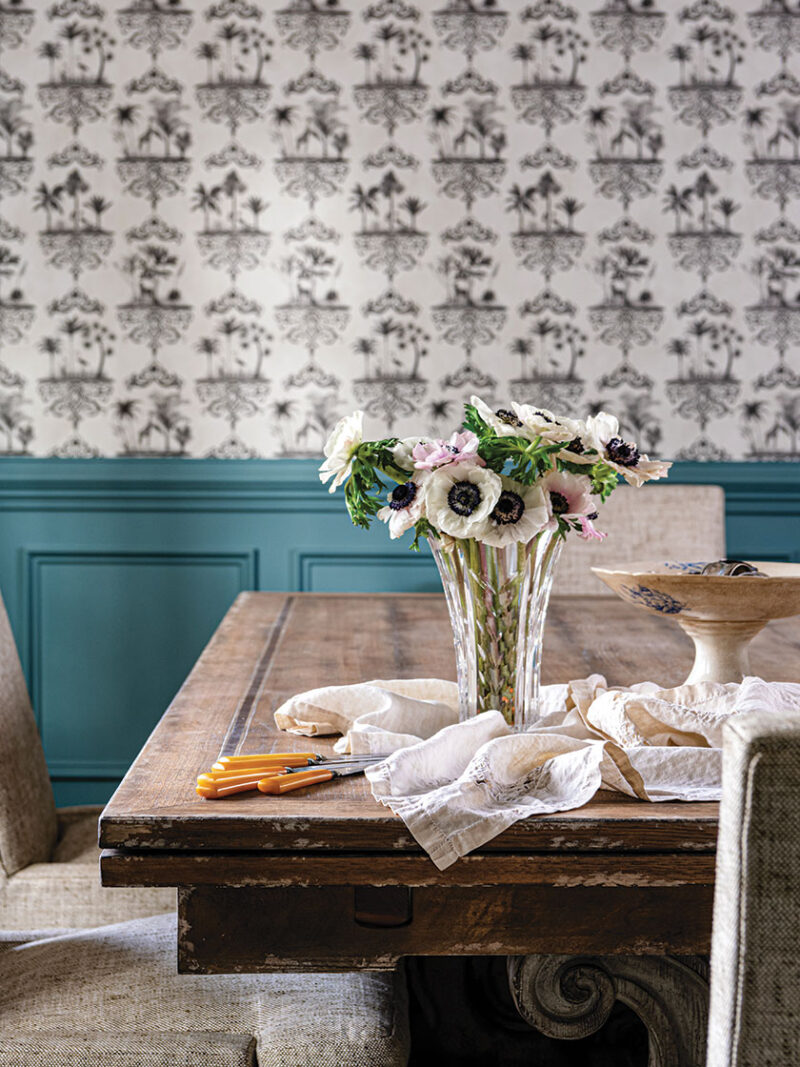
[525,531,562,727]
[495,545,520,722]
[462,538,488,704]
[459,537,522,727]
[432,529,563,730]
[478,541,503,712]
[375,460,410,484]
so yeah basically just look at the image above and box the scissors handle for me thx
[197,769,285,798]
[205,767,289,782]
[197,778,261,798]
[258,768,334,794]
[215,753,314,771]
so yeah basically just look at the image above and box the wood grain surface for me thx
[177,884,715,972]
[100,592,800,856]
[98,591,800,969]
[100,849,717,888]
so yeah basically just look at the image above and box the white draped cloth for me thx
[274,675,800,870]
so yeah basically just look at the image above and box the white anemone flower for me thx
[391,436,426,472]
[319,410,364,493]
[425,464,502,539]
[539,469,596,521]
[511,403,575,444]
[470,395,527,437]
[479,477,550,548]
[585,412,671,486]
[377,472,427,539]
[553,416,598,466]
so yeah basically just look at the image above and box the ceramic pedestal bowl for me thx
[591,560,800,684]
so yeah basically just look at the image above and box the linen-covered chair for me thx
[706,708,800,1066]
[555,484,726,596]
[0,912,410,1066]
[0,590,174,930]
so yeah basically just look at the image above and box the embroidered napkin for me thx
[273,675,800,870]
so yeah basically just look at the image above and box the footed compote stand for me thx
[591,560,800,684]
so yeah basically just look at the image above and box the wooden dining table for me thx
[99,592,800,1063]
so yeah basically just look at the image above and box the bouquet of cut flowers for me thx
[319,395,671,550]
[320,395,671,729]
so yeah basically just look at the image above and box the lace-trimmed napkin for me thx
[274,675,800,870]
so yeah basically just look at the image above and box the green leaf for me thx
[409,517,437,552]
[589,461,620,501]
[462,403,486,436]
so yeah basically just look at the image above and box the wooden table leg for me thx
[404,956,648,1064]
[507,954,710,1067]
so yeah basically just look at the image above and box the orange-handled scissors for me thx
[197,756,386,798]
[196,769,286,798]
[213,752,392,772]
[257,762,373,795]
[203,765,300,782]
[213,753,319,772]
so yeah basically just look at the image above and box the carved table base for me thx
[405,955,650,1065]
[508,955,710,1067]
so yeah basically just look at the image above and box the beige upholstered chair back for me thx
[555,484,726,596]
[707,709,800,1066]
[0,591,57,876]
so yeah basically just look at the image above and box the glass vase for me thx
[429,529,563,731]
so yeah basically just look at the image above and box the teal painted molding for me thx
[0,457,797,806]
[20,547,257,765]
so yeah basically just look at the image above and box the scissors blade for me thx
[330,763,378,778]
[285,756,384,775]
[318,753,393,765]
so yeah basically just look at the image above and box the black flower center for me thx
[587,511,598,521]
[534,410,553,423]
[491,490,525,526]
[389,482,417,511]
[566,436,584,455]
[606,437,640,467]
[550,491,569,516]
[495,408,522,427]
[448,481,482,517]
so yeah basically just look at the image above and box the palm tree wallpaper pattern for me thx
[0,0,797,459]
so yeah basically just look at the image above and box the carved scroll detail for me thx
[507,954,709,1067]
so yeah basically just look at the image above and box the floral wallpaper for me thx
[0,0,797,459]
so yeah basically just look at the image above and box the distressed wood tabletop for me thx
[99,592,800,970]
[101,591,800,854]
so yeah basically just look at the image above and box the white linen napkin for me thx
[273,678,459,753]
[273,675,800,870]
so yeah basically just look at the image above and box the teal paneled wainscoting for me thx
[0,458,798,805]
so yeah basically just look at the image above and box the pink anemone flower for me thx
[577,515,607,541]
[412,430,485,471]
[539,469,596,522]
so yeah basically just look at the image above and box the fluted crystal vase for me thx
[430,529,563,731]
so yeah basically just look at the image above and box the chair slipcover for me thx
[707,711,800,1066]
[1,806,174,929]
[0,912,411,1067]
[0,589,175,928]
[0,590,58,876]
[556,484,726,596]
[0,1034,258,1067]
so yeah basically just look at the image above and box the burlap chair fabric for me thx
[0,1033,257,1067]
[1,805,174,928]
[0,590,57,875]
[0,591,174,929]
[707,711,800,1066]
[50,805,107,862]
[0,928,71,951]
[556,484,726,596]
[0,912,410,1066]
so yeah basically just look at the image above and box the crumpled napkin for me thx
[273,678,459,753]
[273,675,800,870]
